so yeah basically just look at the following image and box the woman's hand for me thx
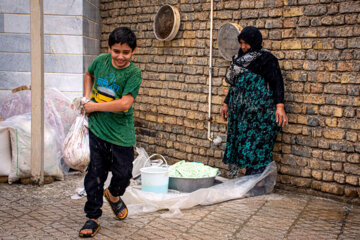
[221,103,229,121]
[276,103,288,127]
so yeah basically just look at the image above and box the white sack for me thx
[1,114,64,183]
[0,126,12,176]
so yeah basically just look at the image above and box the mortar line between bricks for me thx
[336,204,352,240]
[0,207,41,237]
[26,204,88,237]
[176,204,221,240]
[125,214,158,239]
[22,205,64,229]
[284,196,312,238]
[232,198,268,238]
[96,225,121,240]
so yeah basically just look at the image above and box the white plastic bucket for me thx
[140,154,169,194]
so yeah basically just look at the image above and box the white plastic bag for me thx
[132,147,150,178]
[62,115,90,172]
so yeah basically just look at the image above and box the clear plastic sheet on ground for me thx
[122,161,277,218]
[72,158,277,218]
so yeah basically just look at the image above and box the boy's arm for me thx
[84,94,134,113]
[83,71,94,99]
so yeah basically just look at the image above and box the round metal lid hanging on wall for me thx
[218,23,243,61]
[153,5,181,41]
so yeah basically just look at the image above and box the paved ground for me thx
[0,173,359,240]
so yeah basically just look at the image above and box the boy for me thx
[79,27,142,238]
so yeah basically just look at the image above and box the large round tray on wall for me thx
[153,5,181,41]
[218,23,243,61]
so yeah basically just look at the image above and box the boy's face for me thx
[108,43,135,69]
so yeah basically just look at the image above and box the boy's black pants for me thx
[84,130,134,219]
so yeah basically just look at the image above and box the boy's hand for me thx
[84,101,96,114]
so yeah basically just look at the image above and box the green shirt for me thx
[87,53,142,146]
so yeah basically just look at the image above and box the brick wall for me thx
[100,0,360,202]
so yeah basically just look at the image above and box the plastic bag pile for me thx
[0,88,79,183]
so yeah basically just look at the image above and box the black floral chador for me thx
[222,26,284,175]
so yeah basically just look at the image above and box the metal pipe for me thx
[207,0,214,142]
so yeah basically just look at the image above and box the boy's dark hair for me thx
[108,27,137,50]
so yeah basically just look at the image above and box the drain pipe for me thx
[207,0,214,142]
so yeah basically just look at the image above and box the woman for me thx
[221,26,288,178]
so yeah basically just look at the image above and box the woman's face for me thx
[239,39,251,53]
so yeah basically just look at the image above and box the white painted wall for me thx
[0,0,100,100]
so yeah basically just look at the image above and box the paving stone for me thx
[236,227,287,240]
[0,174,359,239]
[247,215,294,231]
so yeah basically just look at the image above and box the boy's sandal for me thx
[104,188,128,220]
[79,220,101,238]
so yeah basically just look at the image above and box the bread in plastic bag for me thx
[62,114,90,172]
